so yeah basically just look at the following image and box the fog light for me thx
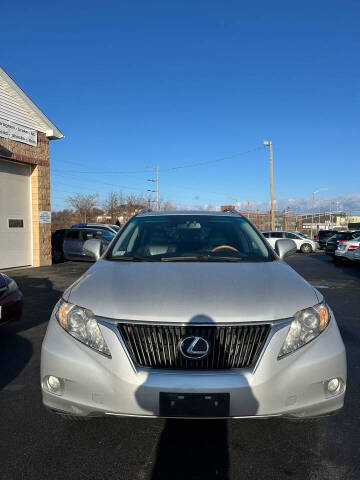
[327,378,341,394]
[43,375,64,395]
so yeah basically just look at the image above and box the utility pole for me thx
[147,166,160,211]
[311,188,327,237]
[156,166,159,211]
[263,140,275,230]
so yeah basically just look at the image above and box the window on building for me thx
[8,219,24,228]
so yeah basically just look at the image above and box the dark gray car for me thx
[62,228,115,261]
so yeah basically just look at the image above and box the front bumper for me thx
[41,312,346,419]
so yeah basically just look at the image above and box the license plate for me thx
[159,392,230,417]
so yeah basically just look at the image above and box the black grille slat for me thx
[118,323,270,370]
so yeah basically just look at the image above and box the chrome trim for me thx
[97,316,292,373]
[96,316,291,328]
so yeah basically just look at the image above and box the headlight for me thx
[56,300,111,357]
[279,302,330,358]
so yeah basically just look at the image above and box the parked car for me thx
[262,231,318,253]
[71,223,120,234]
[316,230,339,250]
[294,232,311,239]
[349,246,360,262]
[41,210,346,421]
[325,231,360,257]
[51,229,67,263]
[0,274,23,325]
[335,236,360,260]
[63,228,116,261]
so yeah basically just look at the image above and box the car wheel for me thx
[300,243,312,253]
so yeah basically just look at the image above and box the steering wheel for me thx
[210,245,239,253]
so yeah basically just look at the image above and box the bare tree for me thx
[103,192,125,223]
[66,194,99,222]
[161,200,176,211]
[51,209,74,231]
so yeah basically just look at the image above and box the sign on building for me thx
[39,211,51,224]
[0,117,37,146]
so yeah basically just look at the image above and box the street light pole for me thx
[263,140,275,230]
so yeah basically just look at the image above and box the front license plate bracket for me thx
[159,392,230,417]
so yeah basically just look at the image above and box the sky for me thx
[2,0,360,213]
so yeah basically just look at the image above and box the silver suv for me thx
[41,211,346,420]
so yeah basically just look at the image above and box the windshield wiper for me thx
[109,255,157,262]
[161,255,244,262]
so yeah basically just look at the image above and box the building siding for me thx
[0,76,49,132]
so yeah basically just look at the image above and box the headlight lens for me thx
[279,302,330,358]
[56,300,111,357]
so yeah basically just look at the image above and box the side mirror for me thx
[83,239,102,261]
[275,239,297,259]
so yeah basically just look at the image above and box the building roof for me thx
[0,66,64,139]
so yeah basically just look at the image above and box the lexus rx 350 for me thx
[41,211,346,420]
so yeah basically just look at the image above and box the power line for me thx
[51,146,262,175]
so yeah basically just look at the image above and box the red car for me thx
[0,274,23,325]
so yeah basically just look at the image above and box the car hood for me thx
[64,259,320,323]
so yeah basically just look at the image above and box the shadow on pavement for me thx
[0,331,33,390]
[150,419,229,480]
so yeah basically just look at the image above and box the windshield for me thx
[108,215,273,262]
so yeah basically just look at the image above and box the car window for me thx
[269,232,283,239]
[65,229,79,240]
[108,215,273,262]
[262,232,269,238]
[80,230,98,241]
[95,230,115,242]
[285,232,298,239]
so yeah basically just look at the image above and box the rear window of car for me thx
[319,231,337,238]
[334,232,360,241]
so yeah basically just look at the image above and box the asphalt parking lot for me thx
[1,253,359,480]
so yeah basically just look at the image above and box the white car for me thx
[262,231,318,253]
[337,236,360,261]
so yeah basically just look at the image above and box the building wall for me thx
[0,131,51,266]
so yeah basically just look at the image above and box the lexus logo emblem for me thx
[179,336,210,360]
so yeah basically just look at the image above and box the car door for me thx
[268,232,284,249]
[63,229,81,259]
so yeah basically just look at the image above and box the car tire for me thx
[300,243,312,253]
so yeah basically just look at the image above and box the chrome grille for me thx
[118,323,270,369]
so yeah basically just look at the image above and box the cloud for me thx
[228,194,360,214]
